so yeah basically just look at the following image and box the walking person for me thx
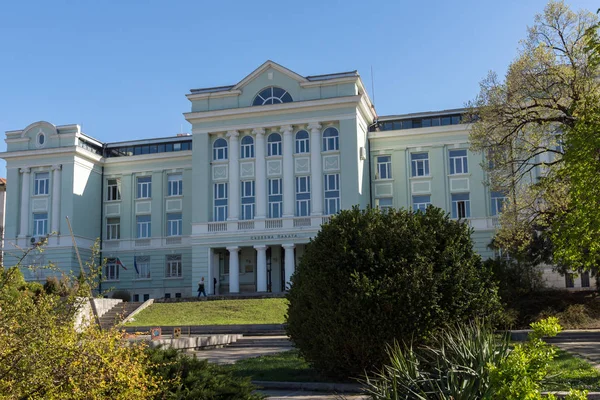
[197,277,207,298]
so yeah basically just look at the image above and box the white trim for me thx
[19,121,58,138]
[104,150,192,165]
[300,76,358,88]
[232,60,308,90]
[186,89,242,101]
[368,124,471,139]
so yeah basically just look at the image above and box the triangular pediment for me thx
[232,60,308,90]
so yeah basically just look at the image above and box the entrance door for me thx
[266,247,272,292]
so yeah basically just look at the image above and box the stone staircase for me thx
[99,302,143,330]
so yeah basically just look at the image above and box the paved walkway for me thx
[188,335,293,364]
[257,390,368,399]
[553,341,600,369]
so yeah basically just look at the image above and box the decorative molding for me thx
[212,165,228,181]
[323,155,340,172]
[105,203,120,216]
[307,122,322,131]
[252,128,265,137]
[32,198,48,212]
[240,162,255,178]
[267,160,282,176]
[51,164,62,170]
[135,201,151,214]
[226,130,239,139]
[411,180,431,194]
[294,157,310,174]
[450,177,470,192]
[20,168,31,174]
[374,183,393,197]
[166,198,182,212]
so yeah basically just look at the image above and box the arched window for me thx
[240,135,254,159]
[213,138,228,161]
[295,130,309,154]
[252,87,293,106]
[267,133,282,156]
[322,127,339,152]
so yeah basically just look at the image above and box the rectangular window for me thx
[378,197,393,211]
[166,254,182,278]
[268,178,283,218]
[33,213,48,236]
[164,293,171,299]
[106,217,120,240]
[214,183,228,221]
[167,174,183,196]
[241,181,255,220]
[566,273,575,288]
[491,191,508,216]
[451,193,471,219]
[34,172,49,195]
[582,271,590,288]
[106,178,121,201]
[175,292,181,298]
[324,173,340,215]
[137,176,152,199]
[449,149,469,175]
[376,156,392,179]
[105,259,119,281]
[295,176,311,217]
[135,255,151,279]
[167,213,182,236]
[143,294,150,301]
[412,195,431,212]
[136,215,151,238]
[133,294,139,302]
[411,153,430,177]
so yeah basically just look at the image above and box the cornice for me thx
[368,123,472,140]
[299,76,358,88]
[186,89,243,101]
[103,150,192,165]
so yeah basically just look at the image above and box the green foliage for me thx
[486,257,544,305]
[146,347,262,400]
[286,206,501,379]
[112,289,132,302]
[43,275,72,296]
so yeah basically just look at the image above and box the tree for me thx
[285,206,501,379]
[468,1,599,265]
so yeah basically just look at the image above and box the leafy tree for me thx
[468,1,599,264]
[286,206,501,379]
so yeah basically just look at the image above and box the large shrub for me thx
[286,206,501,379]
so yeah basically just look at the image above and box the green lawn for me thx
[124,298,288,326]
[545,349,600,391]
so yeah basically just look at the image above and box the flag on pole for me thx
[134,256,139,275]
[115,257,127,270]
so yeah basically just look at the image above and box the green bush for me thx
[485,257,544,304]
[112,290,131,302]
[286,206,502,379]
[43,275,71,296]
[146,347,262,399]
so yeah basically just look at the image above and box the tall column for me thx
[227,131,240,220]
[309,123,323,215]
[282,125,294,217]
[227,246,240,293]
[51,164,62,234]
[253,128,267,219]
[254,245,268,292]
[19,168,31,238]
[282,244,295,290]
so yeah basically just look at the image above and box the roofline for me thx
[106,135,192,148]
[305,71,358,81]
[378,108,467,121]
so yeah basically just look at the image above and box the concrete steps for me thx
[99,302,143,330]
[123,323,286,336]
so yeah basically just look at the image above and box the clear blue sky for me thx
[0,0,597,176]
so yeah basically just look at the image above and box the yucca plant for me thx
[363,320,510,400]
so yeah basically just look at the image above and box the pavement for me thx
[187,335,293,364]
[552,341,600,369]
[256,390,368,399]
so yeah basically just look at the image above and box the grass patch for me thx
[125,298,288,326]
[225,350,335,382]
[545,348,600,391]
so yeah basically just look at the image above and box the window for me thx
[376,156,392,179]
[133,294,139,302]
[37,133,45,146]
[491,191,508,216]
[214,183,228,221]
[213,138,228,161]
[33,213,48,236]
[322,127,339,152]
[566,273,575,288]
[143,294,150,301]
[451,193,471,219]
[106,218,120,240]
[175,293,181,298]
[167,213,182,236]
[34,172,49,195]
[107,178,121,201]
[267,133,282,156]
[449,149,468,175]
[324,174,340,215]
[378,197,393,211]
[135,256,151,279]
[240,136,254,159]
[164,293,171,299]
[167,174,183,196]
[268,178,282,218]
[413,195,431,212]
[252,86,293,106]
[295,130,309,154]
[411,153,430,177]
[166,254,182,278]
[241,181,255,220]
[136,215,151,238]
[296,176,311,216]
[105,259,119,281]
[582,271,590,288]
[137,176,152,199]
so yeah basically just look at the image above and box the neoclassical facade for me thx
[1,61,590,298]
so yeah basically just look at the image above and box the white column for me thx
[19,168,31,238]
[51,164,62,234]
[282,243,295,290]
[254,245,268,292]
[253,128,267,219]
[309,123,323,215]
[227,131,240,221]
[227,246,240,293]
[282,125,295,217]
